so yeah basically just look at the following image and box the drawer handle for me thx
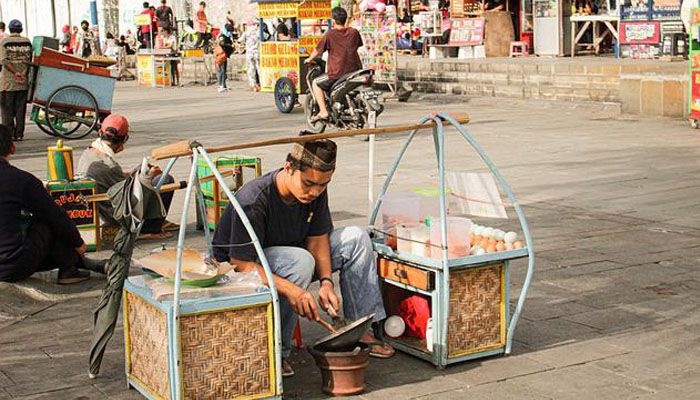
[394,269,408,279]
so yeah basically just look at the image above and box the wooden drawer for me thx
[379,258,434,291]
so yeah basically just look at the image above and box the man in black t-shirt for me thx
[156,0,174,31]
[213,137,394,377]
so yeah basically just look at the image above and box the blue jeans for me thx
[263,226,386,358]
[217,61,227,88]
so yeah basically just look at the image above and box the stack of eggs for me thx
[469,225,524,255]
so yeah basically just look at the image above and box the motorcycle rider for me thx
[304,7,363,122]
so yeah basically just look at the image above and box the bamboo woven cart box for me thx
[123,276,279,400]
[196,155,262,230]
[378,253,509,364]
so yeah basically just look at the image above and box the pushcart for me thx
[254,0,331,113]
[368,112,535,368]
[29,47,116,139]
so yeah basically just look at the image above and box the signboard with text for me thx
[46,180,99,251]
[620,21,660,44]
[259,42,300,92]
[449,18,485,46]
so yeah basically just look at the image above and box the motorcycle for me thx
[303,59,384,133]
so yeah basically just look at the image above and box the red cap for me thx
[100,114,129,142]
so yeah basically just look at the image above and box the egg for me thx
[479,238,489,249]
[486,244,497,253]
[475,247,486,256]
[504,242,514,250]
[482,227,494,238]
[472,235,482,245]
[496,243,506,252]
[504,231,518,243]
[472,226,484,236]
[513,241,524,249]
[495,230,506,241]
[469,245,482,255]
[488,238,497,246]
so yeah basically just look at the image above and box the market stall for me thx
[619,0,684,59]
[358,9,399,89]
[533,0,572,55]
[411,0,515,59]
[136,49,180,87]
[687,8,700,128]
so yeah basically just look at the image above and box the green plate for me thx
[174,274,223,288]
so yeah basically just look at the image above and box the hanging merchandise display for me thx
[358,8,398,85]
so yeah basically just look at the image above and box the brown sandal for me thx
[363,341,395,359]
[138,231,173,240]
[161,221,181,232]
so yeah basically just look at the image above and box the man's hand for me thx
[75,243,87,256]
[149,165,163,177]
[288,286,320,321]
[318,280,340,317]
[304,57,314,65]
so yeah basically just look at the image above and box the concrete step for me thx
[397,58,686,118]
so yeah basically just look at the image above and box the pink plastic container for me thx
[380,192,421,249]
[429,217,471,259]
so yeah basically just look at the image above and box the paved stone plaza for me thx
[1,80,699,399]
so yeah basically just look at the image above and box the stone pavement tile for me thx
[4,373,90,398]
[593,346,700,393]
[414,381,551,400]
[514,317,601,349]
[507,364,653,400]
[634,379,700,399]
[605,251,678,267]
[545,261,628,278]
[362,376,465,400]
[574,285,661,309]
[563,306,660,333]
[521,299,598,322]
[91,377,148,400]
[14,384,108,400]
[0,388,10,400]
[0,370,13,386]
[524,339,629,369]
[442,354,552,387]
[0,347,51,366]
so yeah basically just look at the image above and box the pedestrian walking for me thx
[0,20,32,142]
[77,20,97,58]
[215,24,234,93]
[242,19,261,91]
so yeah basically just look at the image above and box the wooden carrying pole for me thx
[82,169,235,203]
[150,114,471,160]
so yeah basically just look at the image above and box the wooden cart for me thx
[254,0,331,113]
[29,47,115,139]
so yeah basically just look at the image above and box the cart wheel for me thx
[46,86,99,140]
[304,94,326,133]
[692,119,700,129]
[33,106,59,137]
[274,77,297,114]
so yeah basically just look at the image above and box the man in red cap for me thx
[77,114,179,239]
[0,125,107,284]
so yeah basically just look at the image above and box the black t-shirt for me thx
[485,0,504,10]
[212,170,333,263]
[156,6,174,29]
